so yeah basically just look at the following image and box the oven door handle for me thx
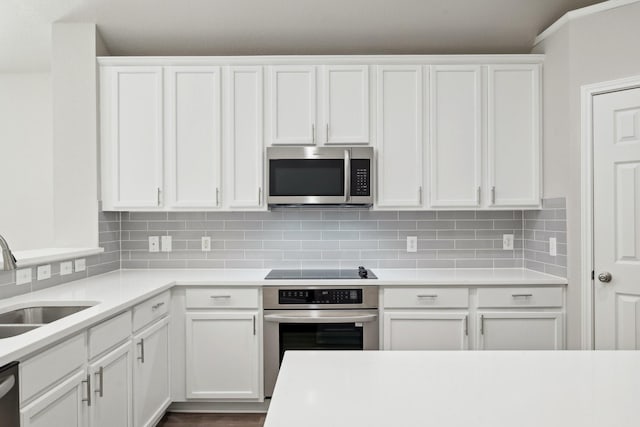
[263,313,377,324]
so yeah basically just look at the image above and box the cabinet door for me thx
[226,66,264,209]
[323,65,369,144]
[269,66,316,145]
[133,317,170,427]
[487,64,541,207]
[429,65,482,208]
[477,312,563,350]
[376,65,424,208]
[166,66,221,209]
[185,312,260,399]
[89,342,133,427]
[383,312,468,350]
[21,370,88,427]
[105,66,163,209]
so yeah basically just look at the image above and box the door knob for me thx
[598,272,612,283]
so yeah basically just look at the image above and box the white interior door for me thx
[594,87,640,349]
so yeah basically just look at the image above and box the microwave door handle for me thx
[344,149,351,202]
[264,314,377,323]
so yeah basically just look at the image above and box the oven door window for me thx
[269,159,344,196]
[278,323,363,364]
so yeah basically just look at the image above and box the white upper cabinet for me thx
[487,64,541,207]
[429,66,482,208]
[269,66,317,145]
[225,66,265,209]
[376,65,424,208]
[322,65,370,144]
[102,66,163,210]
[165,66,222,209]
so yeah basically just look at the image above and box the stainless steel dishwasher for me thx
[0,362,19,427]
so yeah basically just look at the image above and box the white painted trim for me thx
[535,0,640,45]
[98,55,544,67]
[580,73,640,350]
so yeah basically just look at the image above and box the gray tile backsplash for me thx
[0,207,121,299]
[120,209,526,270]
[523,197,568,277]
[0,199,569,301]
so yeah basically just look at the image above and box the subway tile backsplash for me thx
[120,209,526,270]
[0,198,569,300]
[0,207,121,299]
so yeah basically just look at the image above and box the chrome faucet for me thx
[0,234,17,271]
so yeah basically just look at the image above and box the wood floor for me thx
[157,413,266,427]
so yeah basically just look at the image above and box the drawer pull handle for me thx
[512,294,533,298]
[137,338,145,363]
[95,367,104,397]
[152,302,165,310]
[211,295,231,299]
[417,294,438,299]
[82,374,91,406]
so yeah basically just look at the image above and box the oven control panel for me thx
[279,289,363,304]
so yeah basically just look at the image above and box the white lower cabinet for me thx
[382,286,565,351]
[21,370,88,427]
[89,342,134,427]
[383,312,469,350]
[133,316,171,427]
[477,312,564,350]
[185,312,260,399]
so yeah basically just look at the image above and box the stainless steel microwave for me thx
[266,146,374,206]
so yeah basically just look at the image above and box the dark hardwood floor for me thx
[157,413,266,427]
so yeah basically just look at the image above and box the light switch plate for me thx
[75,258,86,272]
[60,261,73,276]
[149,236,160,252]
[16,268,32,285]
[201,236,212,252]
[161,235,172,252]
[549,237,557,256]
[37,264,51,280]
[406,236,417,253]
[502,234,514,250]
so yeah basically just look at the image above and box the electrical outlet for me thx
[161,235,172,252]
[16,268,32,285]
[502,234,514,250]
[549,237,557,256]
[202,236,212,252]
[75,258,86,272]
[60,261,73,276]
[149,236,160,252]
[37,264,51,280]
[406,236,418,253]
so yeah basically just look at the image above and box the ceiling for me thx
[1,0,604,72]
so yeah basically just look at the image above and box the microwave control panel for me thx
[350,159,370,196]
[279,289,363,304]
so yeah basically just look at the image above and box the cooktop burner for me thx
[265,267,377,280]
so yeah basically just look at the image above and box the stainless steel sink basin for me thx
[0,324,42,339]
[0,305,92,325]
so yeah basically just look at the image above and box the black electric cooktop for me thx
[265,267,377,280]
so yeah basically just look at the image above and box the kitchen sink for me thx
[0,325,42,339]
[0,305,93,325]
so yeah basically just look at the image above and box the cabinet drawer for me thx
[88,310,132,360]
[477,287,563,308]
[133,291,170,332]
[20,333,86,404]
[185,288,259,309]
[383,288,469,308]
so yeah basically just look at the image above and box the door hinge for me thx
[591,270,595,280]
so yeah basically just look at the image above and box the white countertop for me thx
[0,268,566,366]
[266,351,640,427]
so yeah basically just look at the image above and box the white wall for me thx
[533,2,640,349]
[0,73,54,250]
[52,23,99,248]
